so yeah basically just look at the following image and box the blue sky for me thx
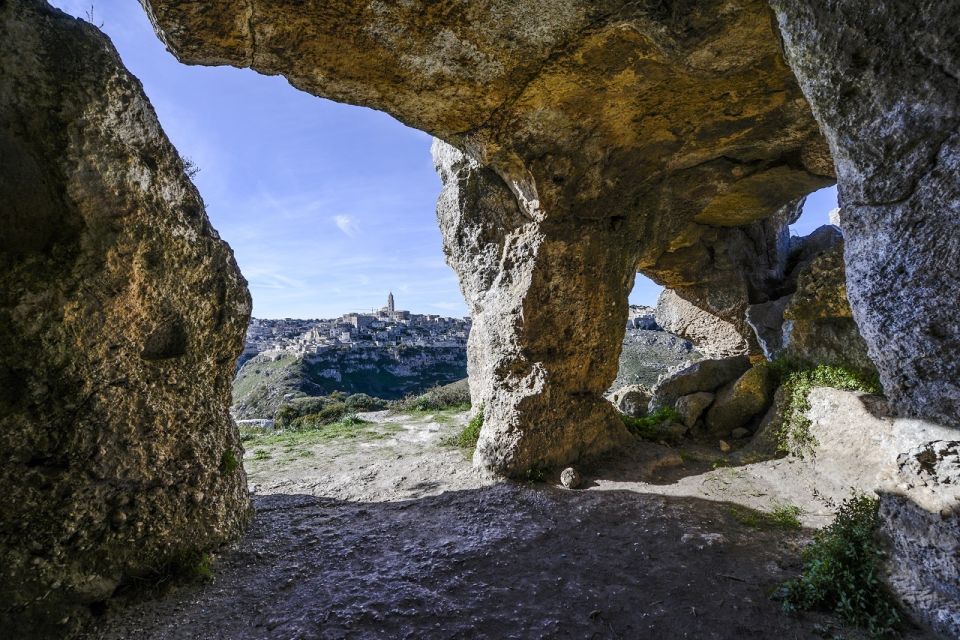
[51,1,836,318]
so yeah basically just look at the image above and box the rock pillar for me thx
[434,141,633,476]
[769,0,960,427]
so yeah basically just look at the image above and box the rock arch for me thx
[140,0,833,474]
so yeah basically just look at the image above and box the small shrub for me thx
[191,554,214,582]
[454,407,484,449]
[770,360,882,457]
[345,393,387,411]
[621,407,683,444]
[219,449,240,474]
[393,378,471,412]
[781,494,901,638]
[253,449,270,461]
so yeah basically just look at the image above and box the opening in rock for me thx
[790,185,839,236]
[49,0,474,478]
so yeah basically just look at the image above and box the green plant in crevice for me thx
[219,449,240,474]
[780,493,901,638]
[769,360,882,457]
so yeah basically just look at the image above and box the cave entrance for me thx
[50,0,474,480]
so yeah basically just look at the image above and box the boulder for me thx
[560,467,582,489]
[705,365,776,436]
[609,384,652,419]
[654,289,749,359]
[649,356,751,412]
[675,392,715,428]
[780,244,874,373]
[0,1,250,634]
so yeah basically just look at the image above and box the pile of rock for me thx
[611,355,778,446]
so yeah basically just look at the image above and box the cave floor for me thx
[88,411,934,640]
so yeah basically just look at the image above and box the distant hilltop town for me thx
[241,292,472,364]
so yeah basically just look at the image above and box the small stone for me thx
[731,427,750,439]
[560,467,581,489]
[719,440,732,453]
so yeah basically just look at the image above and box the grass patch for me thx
[453,408,483,449]
[620,407,683,445]
[729,501,803,530]
[769,360,882,457]
[769,502,803,529]
[191,554,214,582]
[242,414,400,452]
[781,494,901,638]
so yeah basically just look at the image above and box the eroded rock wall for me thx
[142,0,833,474]
[769,0,960,427]
[0,2,250,634]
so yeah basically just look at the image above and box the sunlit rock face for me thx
[142,0,831,474]
[769,0,960,430]
[0,1,251,634]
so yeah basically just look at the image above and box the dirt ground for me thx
[87,410,934,640]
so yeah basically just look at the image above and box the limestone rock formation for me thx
[769,0,960,428]
[0,2,250,634]
[655,289,748,359]
[649,356,750,412]
[704,364,776,436]
[675,391,714,428]
[647,196,807,353]
[143,0,832,475]
[434,141,633,474]
[746,230,873,374]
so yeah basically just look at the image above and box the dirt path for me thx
[89,411,933,639]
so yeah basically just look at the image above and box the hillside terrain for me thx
[233,308,698,420]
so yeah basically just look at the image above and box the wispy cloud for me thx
[333,214,359,238]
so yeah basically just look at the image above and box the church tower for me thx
[387,291,395,314]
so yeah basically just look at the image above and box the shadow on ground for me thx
[87,484,930,640]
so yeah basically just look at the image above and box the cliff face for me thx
[0,1,251,634]
[232,347,469,418]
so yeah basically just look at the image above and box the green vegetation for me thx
[392,378,471,412]
[219,449,240,474]
[190,554,214,582]
[768,360,882,457]
[450,407,483,450]
[769,502,804,529]
[273,392,387,431]
[781,494,901,638]
[620,407,683,445]
[241,414,401,453]
[728,501,802,530]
